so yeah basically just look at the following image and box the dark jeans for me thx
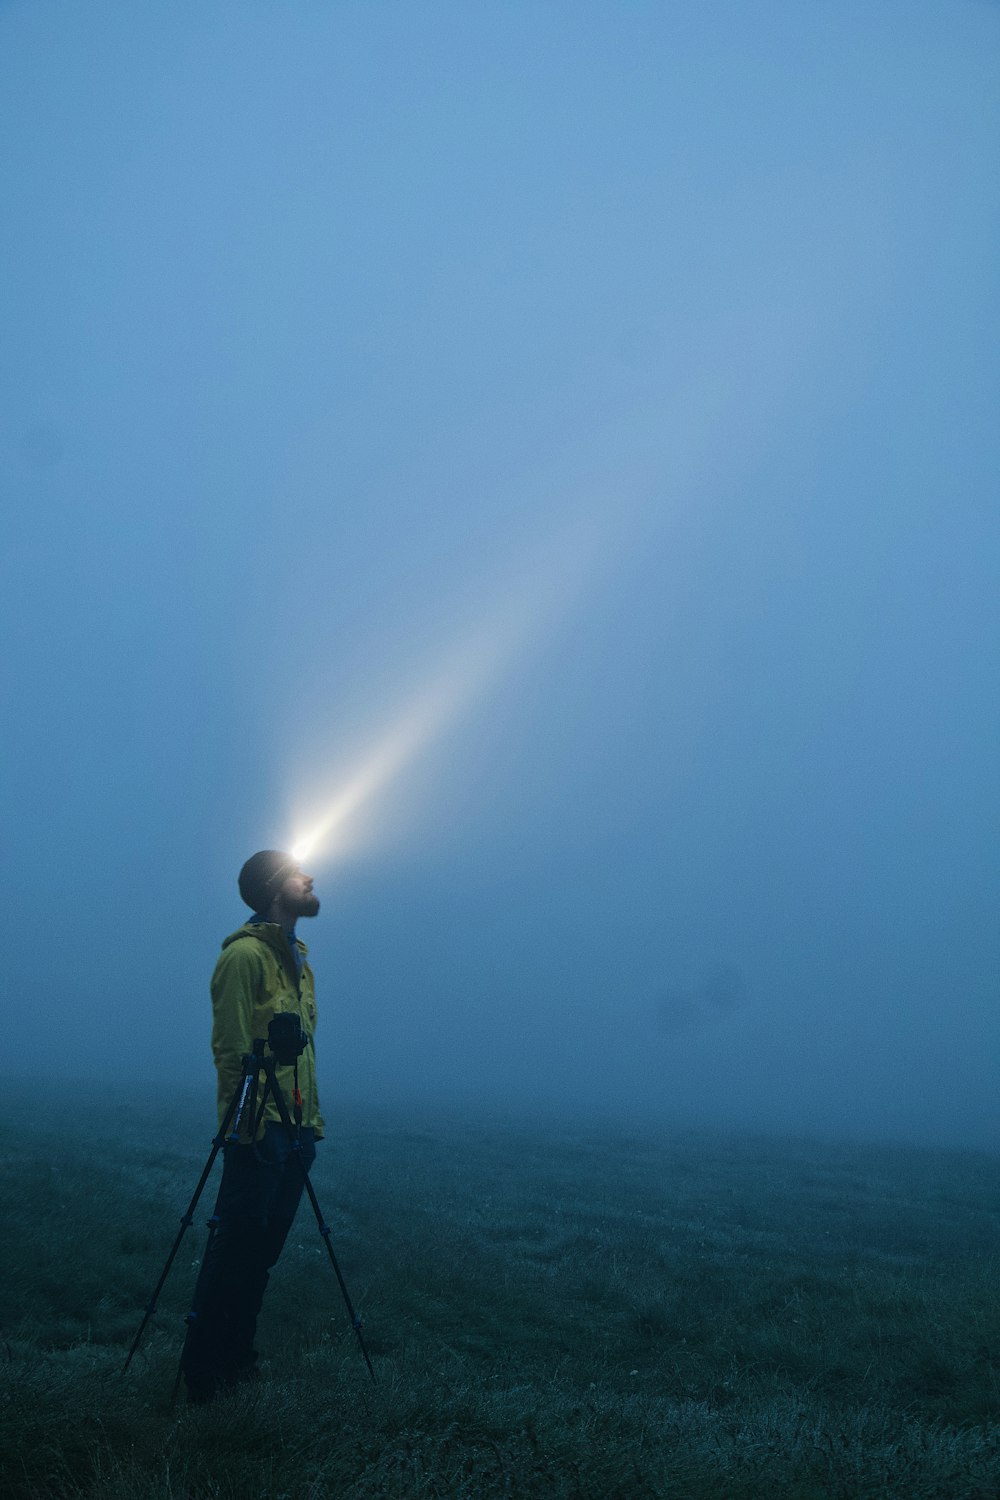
[181,1123,316,1392]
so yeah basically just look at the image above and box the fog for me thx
[2,2,997,1150]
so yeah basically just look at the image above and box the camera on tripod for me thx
[122,1004,375,1387]
[267,1011,308,1066]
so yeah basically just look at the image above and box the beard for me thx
[290,891,321,918]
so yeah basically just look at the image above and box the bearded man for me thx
[181,850,324,1403]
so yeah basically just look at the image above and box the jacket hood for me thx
[220,921,308,959]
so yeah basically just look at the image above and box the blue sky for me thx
[2,1,997,1145]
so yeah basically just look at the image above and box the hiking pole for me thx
[120,1047,263,1376]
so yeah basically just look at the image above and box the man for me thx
[181,849,324,1403]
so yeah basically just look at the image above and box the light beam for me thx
[287,512,606,866]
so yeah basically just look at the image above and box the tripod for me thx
[122,1040,375,1385]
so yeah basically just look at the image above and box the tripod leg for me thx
[296,1154,377,1382]
[251,1073,273,1142]
[121,1153,223,1376]
[121,1055,260,1377]
[262,1058,377,1383]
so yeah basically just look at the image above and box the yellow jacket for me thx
[210,920,325,1141]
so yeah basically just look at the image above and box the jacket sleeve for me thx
[210,942,261,1126]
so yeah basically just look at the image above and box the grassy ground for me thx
[1,1089,998,1498]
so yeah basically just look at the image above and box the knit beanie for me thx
[238,849,296,914]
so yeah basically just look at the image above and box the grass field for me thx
[1,1088,997,1498]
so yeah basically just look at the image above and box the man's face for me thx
[277,867,320,919]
